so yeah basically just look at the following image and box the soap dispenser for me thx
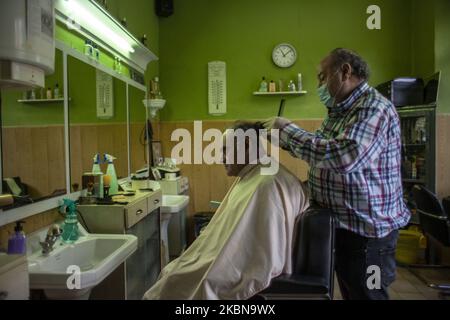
[7,221,26,254]
[104,154,119,195]
[61,199,79,244]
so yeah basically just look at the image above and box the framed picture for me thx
[151,141,162,166]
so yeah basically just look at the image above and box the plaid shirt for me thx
[280,82,410,238]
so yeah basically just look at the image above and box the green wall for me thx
[159,0,414,121]
[1,49,65,127]
[411,0,435,78]
[435,0,450,114]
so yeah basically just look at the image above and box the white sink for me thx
[161,195,189,213]
[27,225,137,300]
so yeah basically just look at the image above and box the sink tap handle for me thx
[47,224,62,237]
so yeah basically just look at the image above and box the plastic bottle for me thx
[104,154,119,195]
[288,80,296,92]
[46,87,52,99]
[84,40,92,57]
[258,77,268,92]
[151,77,161,98]
[54,83,60,99]
[94,44,100,62]
[297,73,303,92]
[61,199,79,244]
[269,80,276,93]
[92,153,102,173]
[7,221,26,254]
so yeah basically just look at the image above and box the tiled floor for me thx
[333,267,446,300]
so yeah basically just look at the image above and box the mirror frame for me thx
[0,39,148,227]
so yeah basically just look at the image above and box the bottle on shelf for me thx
[150,76,162,99]
[30,89,36,100]
[269,80,276,93]
[297,73,303,91]
[258,77,268,92]
[94,44,100,62]
[84,39,93,57]
[46,87,52,99]
[54,83,60,99]
[288,80,296,92]
[278,79,284,92]
[114,57,122,74]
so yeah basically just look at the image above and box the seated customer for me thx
[143,121,310,300]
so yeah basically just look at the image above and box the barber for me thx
[263,48,411,300]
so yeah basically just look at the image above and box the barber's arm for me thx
[264,106,389,174]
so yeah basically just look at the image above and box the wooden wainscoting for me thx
[70,123,129,188]
[2,125,66,198]
[436,114,450,199]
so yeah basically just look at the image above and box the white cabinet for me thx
[0,254,29,300]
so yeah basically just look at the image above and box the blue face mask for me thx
[317,84,334,109]
[317,70,342,109]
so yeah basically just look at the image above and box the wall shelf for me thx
[17,98,71,104]
[253,91,307,96]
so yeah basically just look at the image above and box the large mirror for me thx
[68,56,128,190]
[1,49,66,209]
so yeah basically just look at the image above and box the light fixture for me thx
[55,0,157,73]
[65,0,134,54]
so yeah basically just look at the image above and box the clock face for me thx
[272,43,297,68]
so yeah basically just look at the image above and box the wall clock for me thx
[272,43,297,68]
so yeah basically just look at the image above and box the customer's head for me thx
[318,48,370,106]
[222,121,265,176]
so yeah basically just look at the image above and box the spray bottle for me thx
[104,154,119,195]
[61,199,79,243]
[92,153,102,173]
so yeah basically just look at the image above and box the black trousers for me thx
[335,228,399,300]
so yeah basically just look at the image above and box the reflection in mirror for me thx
[68,56,128,192]
[1,49,66,210]
[129,85,148,174]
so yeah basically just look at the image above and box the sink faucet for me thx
[40,224,62,255]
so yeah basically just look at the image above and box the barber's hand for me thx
[262,117,292,131]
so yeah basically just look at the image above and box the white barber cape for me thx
[143,163,309,300]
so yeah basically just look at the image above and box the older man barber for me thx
[264,48,410,300]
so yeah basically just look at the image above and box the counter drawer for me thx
[147,190,162,213]
[125,198,148,228]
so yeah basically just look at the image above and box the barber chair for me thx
[256,206,336,300]
[410,185,450,298]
